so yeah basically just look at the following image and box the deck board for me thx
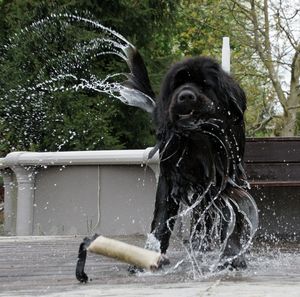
[0,236,300,296]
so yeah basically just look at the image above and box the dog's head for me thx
[121,48,249,187]
[155,57,246,131]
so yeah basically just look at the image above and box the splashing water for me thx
[145,118,259,279]
[1,13,155,113]
[0,12,156,150]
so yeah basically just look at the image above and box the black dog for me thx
[123,47,259,270]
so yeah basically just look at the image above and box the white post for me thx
[222,37,230,73]
[13,166,36,235]
[1,169,15,234]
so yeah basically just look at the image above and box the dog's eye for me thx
[202,79,212,89]
[173,69,190,89]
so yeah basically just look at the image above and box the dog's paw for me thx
[158,254,170,267]
[218,255,247,271]
[230,256,247,270]
[128,265,144,274]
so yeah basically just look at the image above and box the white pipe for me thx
[13,166,35,236]
[222,37,230,73]
[3,148,159,167]
[2,169,14,234]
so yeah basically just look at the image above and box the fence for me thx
[1,138,300,240]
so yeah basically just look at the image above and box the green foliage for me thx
[0,0,178,155]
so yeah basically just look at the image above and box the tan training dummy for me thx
[76,234,169,282]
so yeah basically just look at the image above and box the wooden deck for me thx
[0,236,300,296]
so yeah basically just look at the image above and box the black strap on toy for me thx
[75,234,99,283]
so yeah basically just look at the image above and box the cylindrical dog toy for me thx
[76,234,167,282]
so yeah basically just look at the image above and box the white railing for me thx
[2,148,158,166]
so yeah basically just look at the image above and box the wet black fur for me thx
[125,48,257,269]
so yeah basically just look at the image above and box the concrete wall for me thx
[33,165,156,236]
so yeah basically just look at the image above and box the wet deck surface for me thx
[0,235,300,296]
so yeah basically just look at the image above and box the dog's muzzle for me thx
[169,85,215,123]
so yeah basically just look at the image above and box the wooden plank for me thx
[246,162,300,183]
[250,181,300,187]
[0,235,184,295]
[0,236,300,296]
[245,138,300,163]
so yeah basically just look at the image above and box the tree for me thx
[227,0,300,136]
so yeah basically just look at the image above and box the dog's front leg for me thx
[148,175,180,254]
[128,175,178,274]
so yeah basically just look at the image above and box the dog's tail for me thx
[120,45,156,113]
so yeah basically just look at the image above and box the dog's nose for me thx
[177,90,197,103]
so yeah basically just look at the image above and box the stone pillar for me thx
[12,166,36,236]
[1,169,16,234]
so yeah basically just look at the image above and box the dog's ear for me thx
[218,71,246,123]
[120,46,156,113]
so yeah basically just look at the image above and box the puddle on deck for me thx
[0,235,299,296]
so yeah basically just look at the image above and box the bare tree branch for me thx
[250,0,288,115]
[288,104,300,111]
[276,6,299,50]
[250,114,279,134]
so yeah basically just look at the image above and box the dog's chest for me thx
[170,142,215,185]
